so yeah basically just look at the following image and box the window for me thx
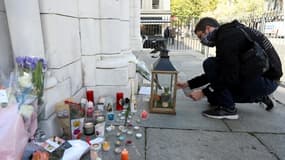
[152,0,159,9]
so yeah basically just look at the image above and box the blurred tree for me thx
[201,0,265,22]
[171,0,218,22]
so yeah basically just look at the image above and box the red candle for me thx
[116,92,124,110]
[121,148,128,160]
[141,110,148,120]
[86,90,94,103]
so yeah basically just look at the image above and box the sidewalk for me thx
[132,49,285,160]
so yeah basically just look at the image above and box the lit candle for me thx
[136,133,142,139]
[102,141,110,151]
[121,148,128,160]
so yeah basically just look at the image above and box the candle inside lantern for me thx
[121,148,128,160]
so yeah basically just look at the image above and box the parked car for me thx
[142,35,166,49]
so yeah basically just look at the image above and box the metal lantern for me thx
[150,49,177,114]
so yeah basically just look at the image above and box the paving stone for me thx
[255,133,285,160]
[146,128,277,160]
[225,103,285,133]
[137,96,229,131]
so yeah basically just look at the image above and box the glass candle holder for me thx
[141,110,149,120]
[86,90,94,103]
[116,92,124,110]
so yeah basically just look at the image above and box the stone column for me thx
[4,0,45,57]
[130,0,142,50]
[0,1,13,77]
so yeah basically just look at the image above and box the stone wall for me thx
[2,0,141,136]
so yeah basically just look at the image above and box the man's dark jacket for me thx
[188,20,283,97]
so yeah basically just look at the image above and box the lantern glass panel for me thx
[151,72,177,109]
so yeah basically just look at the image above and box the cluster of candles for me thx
[89,124,143,160]
[84,90,149,160]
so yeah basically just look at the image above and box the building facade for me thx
[140,0,171,36]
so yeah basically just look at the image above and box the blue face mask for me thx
[200,29,218,47]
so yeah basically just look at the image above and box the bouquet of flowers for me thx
[15,56,47,107]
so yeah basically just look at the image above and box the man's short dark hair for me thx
[194,17,220,33]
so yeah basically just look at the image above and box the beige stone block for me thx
[0,0,5,11]
[82,55,97,86]
[80,19,101,55]
[100,20,121,53]
[41,14,81,68]
[71,88,86,102]
[120,0,129,20]
[43,79,71,119]
[78,0,99,18]
[0,13,13,76]
[50,60,82,95]
[39,0,78,17]
[38,113,63,137]
[100,0,120,19]
[5,0,45,57]
[120,21,130,50]
[95,67,128,86]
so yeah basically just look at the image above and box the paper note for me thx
[139,86,151,95]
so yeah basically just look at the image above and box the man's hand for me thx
[176,82,188,89]
[189,89,205,101]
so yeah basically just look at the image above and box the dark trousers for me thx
[203,57,278,109]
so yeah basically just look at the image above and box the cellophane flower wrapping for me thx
[13,56,47,134]
[15,56,47,107]
[0,57,47,159]
[0,56,47,159]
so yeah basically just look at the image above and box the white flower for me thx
[19,104,34,119]
[18,72,33,88]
